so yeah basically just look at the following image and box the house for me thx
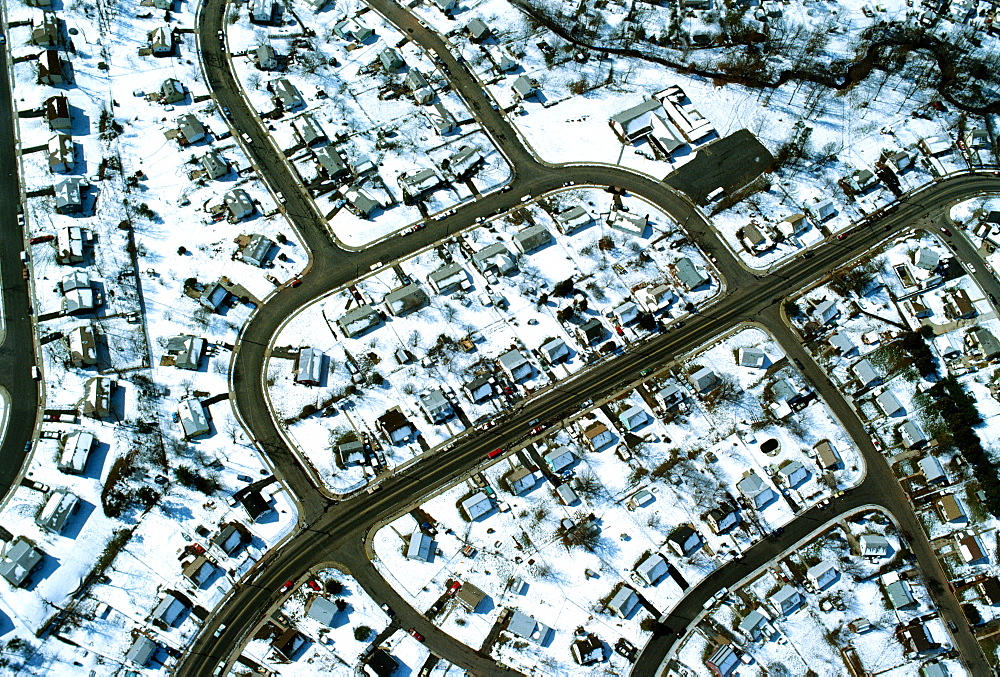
[428,102,455,135]
[366,649,399,677]
[853,359,881,388]
[456,582,487,612]
[62,270,95,315]
[634,552,668,586]
[876,391,903,416]
[294,114,326,147]
[741,222,771,252]
[612,301,639,326]
[253,44,278,70]
[466,18,490,42]
[383,284,428,316]
[399,168,442,199]
[966,128,991,150]
[901,622,938,656]
[505,467,538,494]
[507,609,551,642]
[239,234,274,267]
[249,0,277,24]
[54,178,82,214]
[779,460,809,488]
[82,376,111,418]
[738,609,772,641]
[619,405,648,431]
[447,146,485,181]
[336,441,365,467]
[571,634,603,666]
[431,0,457,14]
[884,578,916,609]
[418,389,453,422]
[271,78,304,110]
[36,490,79,533]
[555,483,578,505]
[200,281,229,312]
[706,505,740,533]
[212,523,248,556]
[913,248,941,271]
[68,324,97,368]
[737,472,775,509]
[124,636,158,668]
[151,592,188,626]
[0,537,44,588]
[555,205,592,234]
[45,95,71,133]
[178,398,210,438]
[32,13,59,46]
[239,490,273,521]
[160,78,185,104]
[809,197,836,221]
[859,534,891,558]
[544,446,576,473]
[148,25,172,55]
[405,529,435,562]
[959,534,986,563]
[315,146,348,179]
[919,454,946,484]
[379,48,404,72]
[777,213,808,237]
[814,299,840,324]
[906,297,932,318]
[826,333,853,360]
[675,257,709,290]
[464,374,494,403]
[979,577,1000,605]
[608,210,648,236]
[405,69,428,91]
[944,288,975,319]
[606,586,639,618]
[295,347,324,386]
[658,384,684,410]
[461,491,493,520]
[498,349,532,381]
[164,334,204,371]
[512,75,536,100]
[635,284,675,313]
[48,133,74,173]
[343,186,381,218]
[807,562,838,589]
[271,629,308,661]
[968,326,1000,359]
[305,596,340,627]
[38,52,64,85]
[901,420,927,449]
[583,422,615,450]
[814,441,842,470]
[688,366,720,393]
[56,226,87,264]
[668,525,702,556]
[175,114,205,145]
[541,337,569,363]
[938,494,966,523]
[513,225,551,254]
[427,263,467,294]
[223,188,254,221]
[333,18,374,42]
[472,242,517,275]
[377,410,415,444]
[627,489,655,509]
[846,168,876,193]
[738,347,767,368]
[705,644,740,677]
[336,305,381,338]
[201,150,229,180]
[773,585,803,615]
[58,431,94,474]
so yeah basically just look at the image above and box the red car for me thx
[289,278,303,288]
[446,581,462,596]
[306,580,321,592]
[836,233,849,241]
[279,580,294,594]
[409,629,425,642]
[487,448,504,459]
[940,227,952,237]
[29,235,54,244]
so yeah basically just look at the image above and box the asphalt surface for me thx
[185,1,1000,675]
[0,31,41,507]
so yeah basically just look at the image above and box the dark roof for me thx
[239,491,271,520]
[368,648,398,676]
[377,409,411,433]
[983,577,1000,604]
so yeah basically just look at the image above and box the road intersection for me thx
[183,1,1000,675]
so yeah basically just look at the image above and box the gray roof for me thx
[337,304,381,337]
[738,609,770,636]
[406,530,435,562]
[498,349,531,380]
[607,586,639,617]
[507,610,550,642]
[472,242,516,274]
[544,446,575,472]
[36,490,78,533]
[853,359,880,386]
[306,595,339,626]
[675,257,708,290]
[178,398,210,438]
[384,284,428,316]
[461,492,492,520]
[635,552,667,585]
[201,150,228,179]
[419,388,452,421]
[151,592,187,626]
[428,263,466,292]
[513,224,551,253]
[885,579,914,608]
[0,538,43,587]
[165,334,205,370]
[315,146,347,177]
[124,636,158,667]
[241,234,274,267]
[541,337,569,362]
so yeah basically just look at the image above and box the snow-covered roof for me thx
[336,305,381,338]
[541,337,569,362]
[36,490,78,534]
[151,593,187,626]
[498,349,531,381]
[738,608,771,636]
[853,359,880,387]
[178,398,210,438]
[738,347,766,368]
[635,552,668,586]
[607,586,639,618]
[406,530,434,562]
[618,405,648,430]
[807,562,837,588]
[461,492,492,520]
[427,263,467,293]
[507,609,550,642]
[544,446,575,473]
[58,430,94,474]
[675,257,708,290]
[772,585,801,613]
[876,390,903,416]
[860,534,890,558]
[901,420,927,449]
[0,538,43,588]
[885,579,914,609]
[918,454,945,482]
[124,636,158,667]
[513,224,551,253]
[306,596,339,626]
[295,347,325,385]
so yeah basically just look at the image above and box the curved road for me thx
[185,0,1000,675]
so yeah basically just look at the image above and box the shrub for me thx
[552,278,575,297]
[325,579,343,595]
[175,465,221,495]
[353,625,372,642]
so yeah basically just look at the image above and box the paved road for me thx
[0,27,41,507]
[187,0,1000,674]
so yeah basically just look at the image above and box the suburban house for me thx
[618,405,648,431]
[571,634,603,666]
[828,331,855,355]
[814,299,840,325]
[461,491,493,520]
[295,347,324,386]
[239,490,273,521]
[150,592,188,627]
[38,49,64,84]
[738,347,767,368]
[178,398,211,438]
[583,422,615,450]
[58,431,94,474]
[253,44,278,70]
[808,197,836,221]
[62,270,96,314]
[249,0,277,24]
[658,384,684,410]
[200,281,229,312]
[336,441,365,467]
[0,537,44,588]
[876,390,904,416]
[555,205,592,234]
[807,562,838,590]
[238,234,274,267]
[399,169,442,200]
[958,533,986,563]
[164,334,205,370]
[377,409,415,444]
[944,288,976,319]
[737,472,775,509]
[667,525,702,556]
[772,585,803,615]
[201,150,229,180]
[606,586,640,618]
[148,25,172,55]
[688,366,720,393]
[305,596,340,626]
[48,133,74,173]
[223,188,254,222]
[174,113,206,145]
[429,102,456,135]
[56,225,88,264]
[427,263,467,294]
[513,225,552,254]
[705,644,740,676]
[777,213,808,237]
[613,301,639,326]
[577,319,605,346]
[405,69,428,92]
[555,482,578,505]
[779,460,809,488]
[919,454,947,484]
[814,441,842,470]
[271,629,308,661]
[383,284,428,316]
[706,504,740,533]
[913,247,940,271]
[472,242,517,275]
[36,490,78,533]
[160,78,185,104]
[507,609,552,642]
[124,636,158,668]
[859,534,891,559]
[464,374,494,403]
[343,186,380,218]
[270,78,304,110]
[544,446,576,473]
[883,576,916,609]
[608,210,647,236]
[418,389,453,422]
[634,552,668,586]
[738,609,773,641]
[315,146,348,179]
[212,523,249,556]
[45,94,71,131]
[540,337,569,363]
[82,376,112,418]
[741,222,772,252]
[466,18,490,42]
[333,18,374,42]
[635,284,675,313]
[968,326,1000,359]
[336,304,381,338]
[674,257,709,290]
[512,75,536,101]
[980,577,1000,605]
[504,467,539,494]
[498,348,532,381]
[32,13,60,46]
[378,47,404,72]
[405,529,435,563]
[365,649,399,676]
[448,145,485,181]
[294,113,326,147]
[853,359,881,388]
[900,420,927,449]
[938,494,966,523]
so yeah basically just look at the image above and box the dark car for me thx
[940,226,952,237]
